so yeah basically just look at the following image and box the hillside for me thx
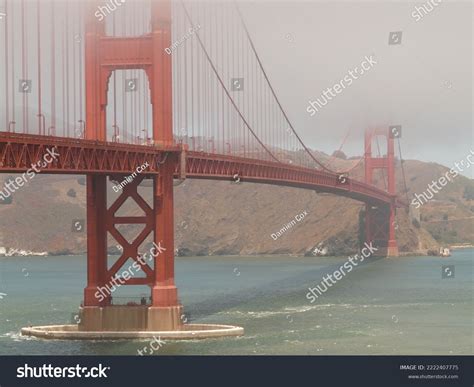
[0,155,472,256]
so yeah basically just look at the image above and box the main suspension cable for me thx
[180,0,280,163]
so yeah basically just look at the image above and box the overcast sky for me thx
[240,0,473,176]
[0,0,472,176]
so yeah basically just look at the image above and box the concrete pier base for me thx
[79,305,183,332]
[386,240,400,257]
[386,246,400,257]
[21,324,244,340]
[22,305,244,340]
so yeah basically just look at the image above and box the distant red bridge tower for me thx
[364,128,399,257]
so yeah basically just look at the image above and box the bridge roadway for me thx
[0,132,402,207]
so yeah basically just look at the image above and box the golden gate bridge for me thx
[0,0,408,336]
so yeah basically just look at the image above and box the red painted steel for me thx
[81,0,179,307]
[364,128,399,255]
[84,174,108,306]
[106,174,154,287]
[0,132,179,175]
[185,151,404,207]
[0,132,403,208]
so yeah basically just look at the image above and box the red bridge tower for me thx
[80,0,182,331]
[364,128,399,257]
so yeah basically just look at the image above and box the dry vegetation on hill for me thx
[0,155,472,256]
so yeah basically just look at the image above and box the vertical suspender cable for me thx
[213,5,217,152]
[131,3,136,142]
[247,19,251,156]
[180,0,279,162]
[51,1,56,135]
[238,6,243,155]
[24,0,29,132]
[72,3,77,136]
[78,2,83,136]
[134,3,139,142]
[226,3,230,153]
[122,6,127,142]
[203,4,208,150]
[137,4,142,142]
[65,2,70,137]
[10,0,15,132]
[184,3,189,145]
[375,136,388,190]
[190,2,195,148]
[21,0,26,132]
[397,138,410,205]
[36,0,43,135]
[197,3,201,149]
[220,4,224,153]
[113,12,117,141]
[145,1,150,141]
[231,3,234,152]
[4,0,9,131]
[211,4,216,152]
[61,3,66,136]
[142,5,147,140]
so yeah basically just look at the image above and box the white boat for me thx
[439,247,451,257]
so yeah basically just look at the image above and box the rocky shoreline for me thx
[1,246,461,258]
[0,247,48,257]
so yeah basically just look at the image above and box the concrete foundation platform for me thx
[79,305,184,331]
[21,323,244,340]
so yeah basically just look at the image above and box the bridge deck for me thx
[0,132,401,207]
